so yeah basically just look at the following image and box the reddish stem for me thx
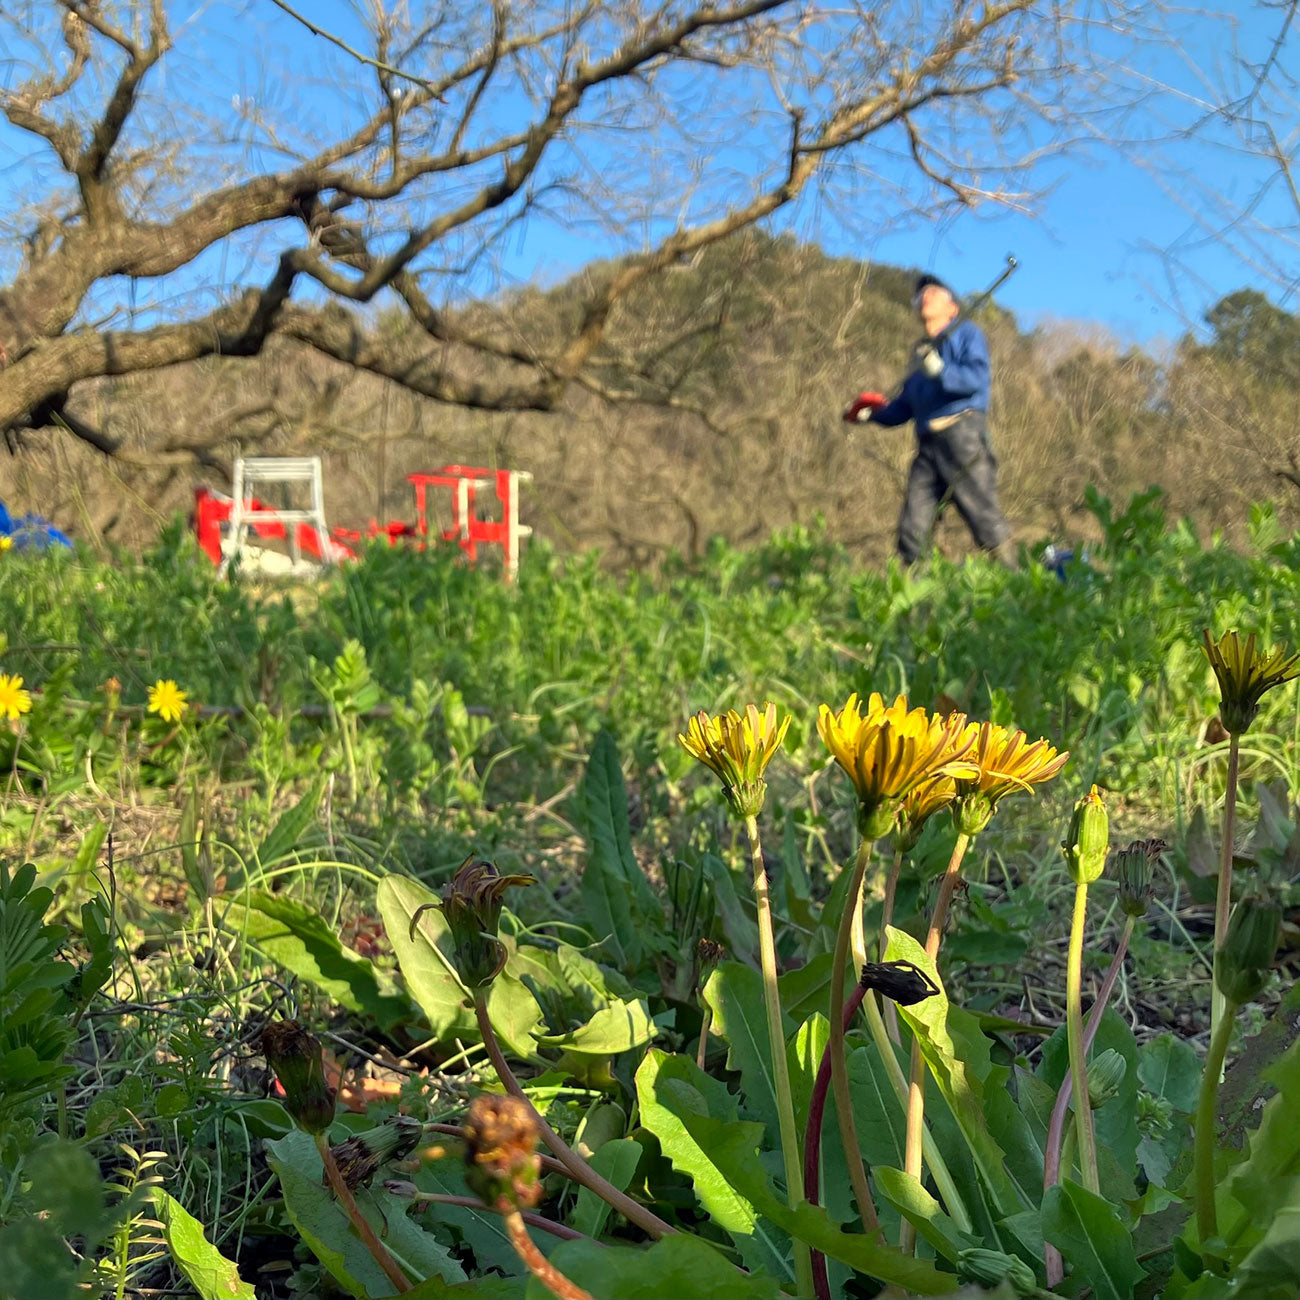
[804,983,868,1300]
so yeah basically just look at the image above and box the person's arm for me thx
[935,322,989,398]
[865,387,913,427]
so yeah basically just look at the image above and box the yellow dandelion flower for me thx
[0,673,32,722]
[817,693,977,837]
[678,701,790,818]
[897,775,958,851]
[0,536,12,551]
[147,678,188,724]
[951,720,1068,833]
[1202,628,1300,736]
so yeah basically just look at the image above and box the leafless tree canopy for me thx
[0,0,1128,460]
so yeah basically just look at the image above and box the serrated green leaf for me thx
[885,925,1021,1216]
[702,961,786,1143]
[1042,1180,1145,1300]
[154,1188,256,1300]
[674,1106,959,1294]
[873,1167,975,1263]
[579,731,662,969]
[634,1048,791,1280]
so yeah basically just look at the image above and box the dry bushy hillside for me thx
[5,235,1298,566]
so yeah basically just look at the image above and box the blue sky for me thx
[2,1,1295,351]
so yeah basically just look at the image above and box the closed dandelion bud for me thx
[438,857,535,988]
[329,1116,424,1191]
[1063,785,1109,884]
[957,1247,1038,1295]
[1086,1049,1127,1110]
[1115,838,1164,916]
[956,791,995,837]
[463,1094,543,1211]
[258,1020,336,1135]
[1215,895,1283,1006]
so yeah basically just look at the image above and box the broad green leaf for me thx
[537,996,655,1055]
[256,773,326,865]
[268,1130,465,1298]
[885,926,1021,1216]
[848,1043,907,1170]
[1042,1180,1145,1300]
[154,1189,256,1300]
[788,1013,828,1131]
[376,875,540,1057]
[1234,1205,1300,1296]
[407,1278,524,1300]
[1209,1035,1300,1257]
[873,1167,975,1263]
[776,951,836,1027]
[222,890,408,1030]
[702,961,786,1142]
[634,1048,792,1281]
[1139,1034,1202,1113]
[983,1065,1046,1209]
[527,1233,786,1300]
[674,1108,959,1295]
[579,730,662,969]
[572,1138,643,1239]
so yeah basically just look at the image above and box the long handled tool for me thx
[842,253,1020,425]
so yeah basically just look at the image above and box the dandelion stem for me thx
[1211,734,1240,1041]
[472,994,675,1239]
[901,830,970,1251]
[696,1003,713,1070]
[1044,914,1135,1286]
[881,846,904,1043]
[828,837,880,1236]
[502,1205,593,1300]
[316,1133,412,1293]
[1066,882,1100,1194]
[1195,998,1237,1256]
[745,814,815,1299]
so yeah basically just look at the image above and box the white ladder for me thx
[221,457,334,576]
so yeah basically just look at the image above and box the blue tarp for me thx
[0,498,72,550]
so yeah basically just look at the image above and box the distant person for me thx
[842,273,1014,567]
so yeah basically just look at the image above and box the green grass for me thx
[3,487,1300,1297]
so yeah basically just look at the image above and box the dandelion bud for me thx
[957,1247,1038,1296]
[1114,838,1164,916]
[1215,895,1283,1006]
[329,1116,424,1191]
[258,1020,336,1135]
[696,937,726,970]
[1063,785,1109,885]
[463,1094,543,1212]
[437,857,534,988]
[1086,1049,1127,1110]
[956,791,995,837]
[1202,629,1300,737]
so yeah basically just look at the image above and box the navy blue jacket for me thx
[869,319,990,430]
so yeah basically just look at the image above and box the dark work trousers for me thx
[896,408,1011,565]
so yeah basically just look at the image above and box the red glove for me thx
[842,391,887,423]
